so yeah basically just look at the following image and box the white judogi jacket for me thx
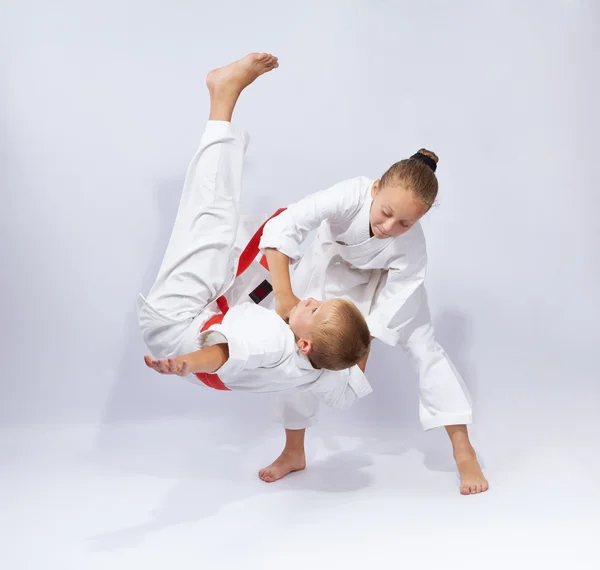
[259,176,472,430]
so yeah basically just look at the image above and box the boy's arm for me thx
[144,344,229,376]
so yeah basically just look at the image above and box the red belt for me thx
[194,207,286,392]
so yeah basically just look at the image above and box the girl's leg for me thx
[446,424,489,495]
[399,286,488,494]
[259,390,319,482]
[259,428,307,483]
[259,348,371,483]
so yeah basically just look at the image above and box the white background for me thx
[1,1,599,568]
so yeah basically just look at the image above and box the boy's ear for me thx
[371,179,381,197]
[296,338,313,356]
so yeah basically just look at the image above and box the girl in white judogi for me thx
[138,53,372,410]
[258,153,489,494]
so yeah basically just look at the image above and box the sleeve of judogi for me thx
[366,234,428,346]
[211,306,288,375]
[309,366,373,410]
[259,178,365,262]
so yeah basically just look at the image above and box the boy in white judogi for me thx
[138,53,372,410]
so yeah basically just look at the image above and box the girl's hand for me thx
[275,292,301,323]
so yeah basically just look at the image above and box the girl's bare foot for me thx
[258,450,306,483]
[455,453,489,494]
[207,53,279,121]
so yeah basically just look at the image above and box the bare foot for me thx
[456,453,489,495]
[258,450,306,483]
[207,53,278,98]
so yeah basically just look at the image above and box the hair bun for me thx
[417,148,439,164]
[410,148,439,172]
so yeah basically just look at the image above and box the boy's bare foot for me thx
[207,53,279,121]
[207,53,278,94]
[455,453,489,494]
[258,450,306,483]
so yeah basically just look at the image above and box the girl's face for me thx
[369,180,429,239]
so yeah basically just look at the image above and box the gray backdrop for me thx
[1,0,598,467]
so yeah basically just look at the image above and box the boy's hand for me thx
[144,355,189,376]
[275,292,300,323]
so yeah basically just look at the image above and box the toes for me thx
[460,485,470,495]
[263,54,278,68]
[260,470,275,483]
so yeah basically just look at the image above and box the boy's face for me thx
[288,297,333,354]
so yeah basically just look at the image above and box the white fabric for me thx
[260,176,472,430]
[137,122,372,410]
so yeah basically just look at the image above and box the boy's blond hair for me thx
[308,299,371,370]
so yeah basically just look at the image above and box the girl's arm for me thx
[264,248,300,321]
[260,178,365,320]
[144,344,230,376]
[260,177,364,262]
